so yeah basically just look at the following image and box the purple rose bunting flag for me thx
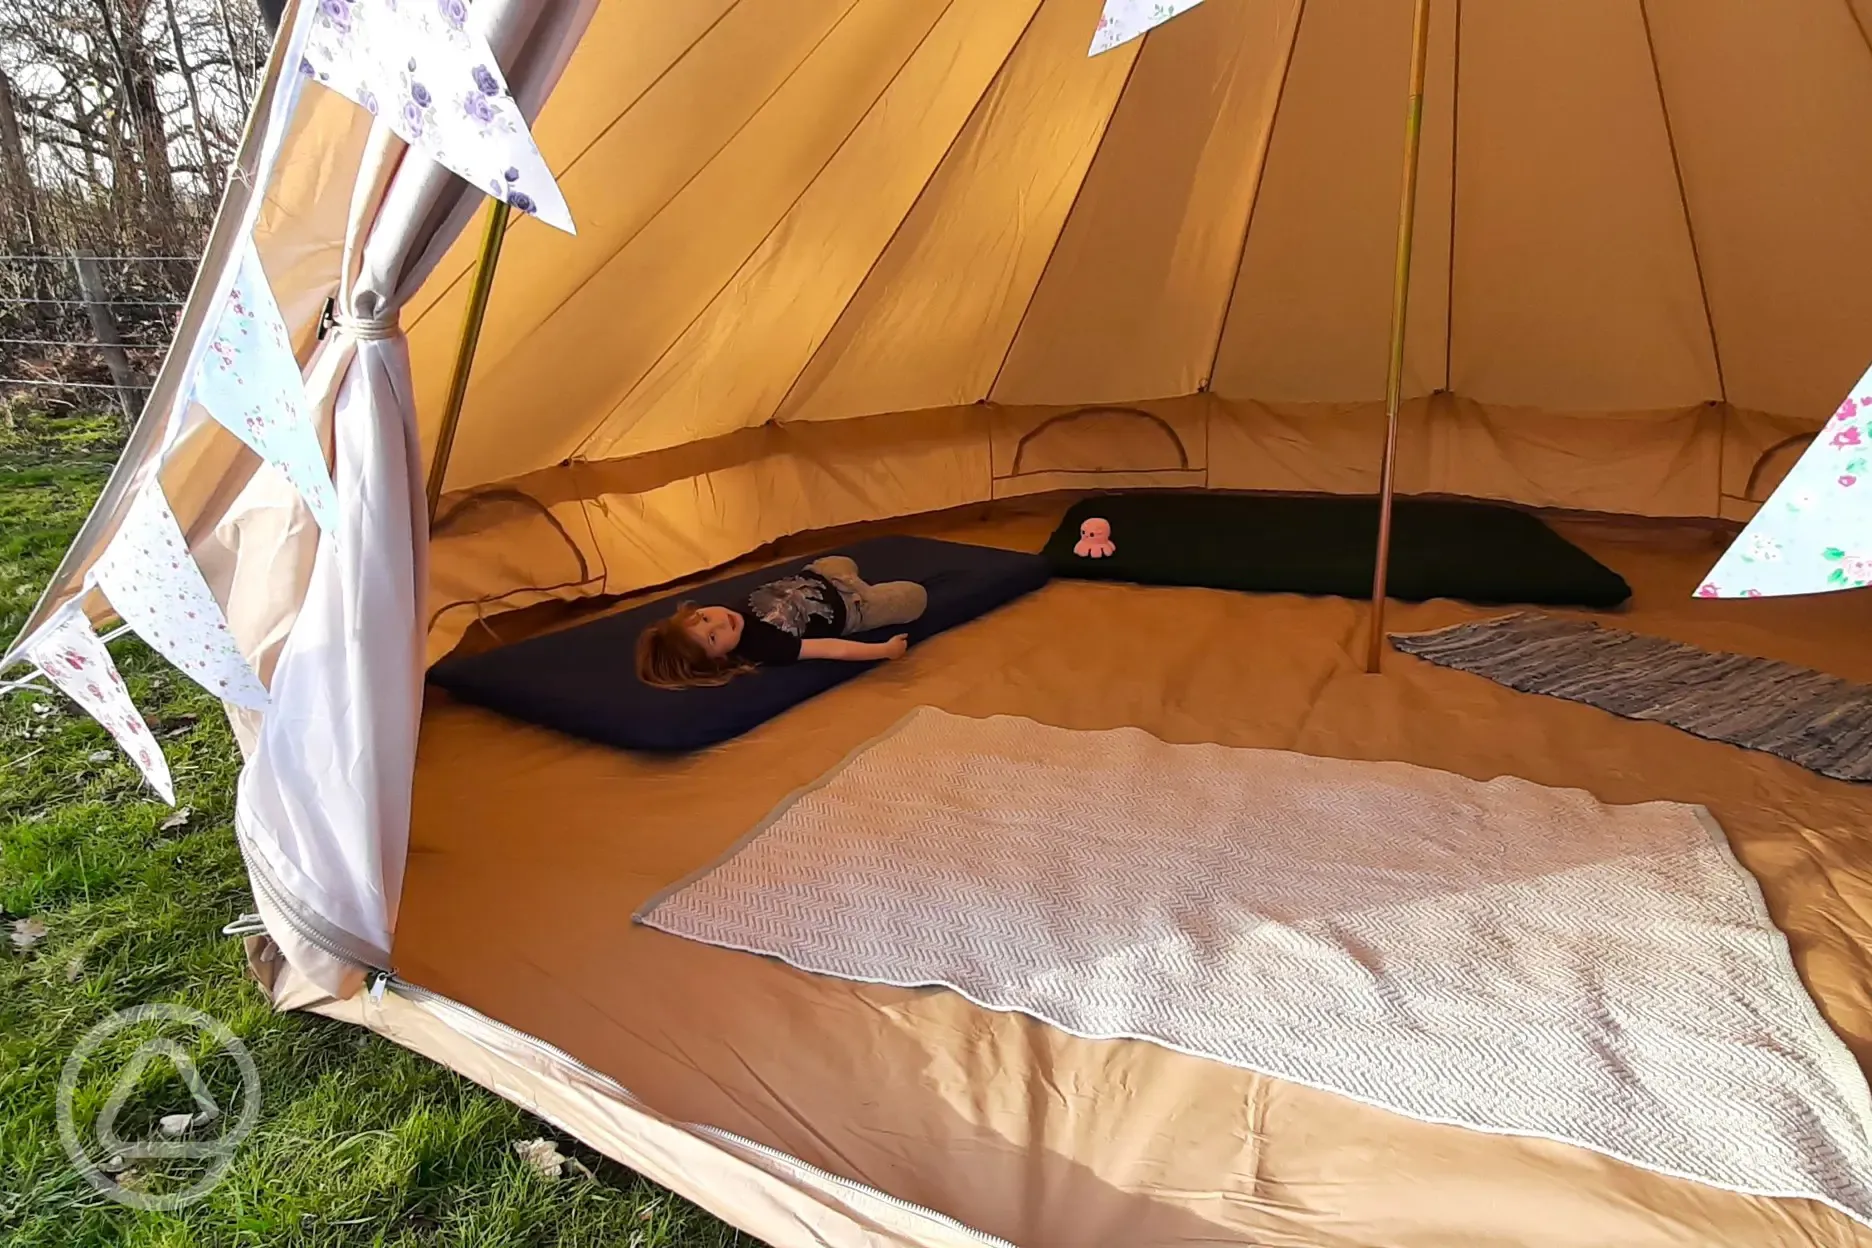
[91,481,269,709]
[22,602,175,804]
[190,238,339,531]
[1699,361,1872,599]
[301,0,575,234]
[1089,0,1208,54]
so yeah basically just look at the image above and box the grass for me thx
[0,403,751,1247]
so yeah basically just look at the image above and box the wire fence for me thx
[0,338,147,349]
[3,378,155,391]
[0,252,198,420]
[0,296,187,308]
[0,255,198,263]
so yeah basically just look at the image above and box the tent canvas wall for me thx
[9,0,1872,1243]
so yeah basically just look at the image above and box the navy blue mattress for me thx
[428,536,1051,752]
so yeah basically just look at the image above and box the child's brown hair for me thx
[635,604,754,689]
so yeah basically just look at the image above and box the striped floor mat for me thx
[1390,613,1872,783]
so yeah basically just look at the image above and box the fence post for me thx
[70,251,146,429]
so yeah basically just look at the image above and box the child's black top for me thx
[730,570,847,665]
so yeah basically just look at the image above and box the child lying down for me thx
[635,555,927,689]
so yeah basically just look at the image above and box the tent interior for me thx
[391,1,1872,1239]
[387,500,1872,1247]
[23,0,1872,1243]
[397,0,1872,660]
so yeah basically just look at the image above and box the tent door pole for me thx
[1365,0,1434,674]
[425,197,511,521]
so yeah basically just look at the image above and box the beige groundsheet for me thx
[394,497,1872,1247]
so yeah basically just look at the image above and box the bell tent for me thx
[9,0,1872,1244]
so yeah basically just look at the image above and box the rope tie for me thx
[332,310,399,342]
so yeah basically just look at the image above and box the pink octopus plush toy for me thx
[1073,516,1116,558]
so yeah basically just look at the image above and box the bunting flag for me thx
[90,481,269,709]
[301,0,575,234]
[1699,362,1872,599]
[1089,0,1209,55]
[190,238,339,531]
[22,602,175,804]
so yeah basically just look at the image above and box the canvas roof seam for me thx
[570,0,967,462]
[771,0,1045,427]
[1443,0,1461,393]
[432,0,868,458]
[1200,0,1309,394]
[400,0,748,339]
[1636,0,1727,410]
[1846,0,1872,64]
[982,20,1147,403]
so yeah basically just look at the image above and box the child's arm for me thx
[798,634,909,662]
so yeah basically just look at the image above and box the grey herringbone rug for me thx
[638,708,1872,1227]
[1391,613,1872,782]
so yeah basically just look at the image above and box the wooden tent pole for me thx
[425,197,511,522]
[1365,0,1434,674]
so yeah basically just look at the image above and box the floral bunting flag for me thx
[1699,361,1872,599]
[90,481,269,710]
[1089,0,1209,55]
[301,0,575,234]
[22,602,175,805]
[191,238,339,531]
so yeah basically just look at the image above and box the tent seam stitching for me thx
[402,0,750,339]
[1636,0,1726,407]
[568,0,962,462]
[771,0,1034,427]
[1444,0,1461,392]
[1199,0,1309,396]
[982,22,1148,405]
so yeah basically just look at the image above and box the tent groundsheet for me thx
[373,497,1872,1248]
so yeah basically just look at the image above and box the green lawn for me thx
[0,404,749,1247]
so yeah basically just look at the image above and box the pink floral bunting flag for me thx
[191,238,338,531]
[22,602,175,804]
[301,0,575,234]
[1699,362,1872,599]
[91,481,269,709]
[1089,0,1209,55]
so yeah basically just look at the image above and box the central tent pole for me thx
[1365,0,1434,674]
[425,197,512,521]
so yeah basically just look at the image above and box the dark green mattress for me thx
[1043,493,1631,608]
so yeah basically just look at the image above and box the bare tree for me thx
[0,66,46,252]
[0,0,270,252]
[163,0,221,200]
[0,0,272,404]
[93,0,178,223]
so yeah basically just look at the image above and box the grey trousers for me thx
[806,556,928,635]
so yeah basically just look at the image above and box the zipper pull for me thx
[221,913,267,938]
[367,969,392,1004]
